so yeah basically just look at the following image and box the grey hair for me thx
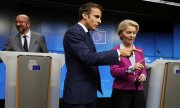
[117,19,139,35]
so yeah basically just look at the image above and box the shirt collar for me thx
[120,43,135,49]
[21,30,31,38]
[78,22,88,33]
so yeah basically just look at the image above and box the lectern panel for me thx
[17,55,51,108]
[0,51,64,108]
[146,60,180,108]
[163,63,180,108]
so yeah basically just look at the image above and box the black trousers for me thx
[63,101,97,108]
[111,89,146,108]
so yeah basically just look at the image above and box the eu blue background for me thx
[0,3,180,99]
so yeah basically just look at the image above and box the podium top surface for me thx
[148,59,180,68]
[0,51,65,64]
[0,51,64,108]
[0,51,63,57]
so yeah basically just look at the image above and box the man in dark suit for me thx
[63,2,139,108]
[3,14,48,53]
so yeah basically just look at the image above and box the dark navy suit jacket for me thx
[63,23,119,104]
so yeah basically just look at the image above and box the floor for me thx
[0,98,111,108]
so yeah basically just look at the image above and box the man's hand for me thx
[134,59,145,70]
[119,48,141,57]
[132,48,141,52]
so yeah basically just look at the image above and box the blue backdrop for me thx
[0,14,179,99]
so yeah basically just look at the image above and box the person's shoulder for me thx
[65,23,84,35]
[31,31,42,35]
[135,46,142,50]
[135,46,144,52]
[67,23,81,31]
[8,34,19,39]
[31,31,44,38]
[112,45,119,50]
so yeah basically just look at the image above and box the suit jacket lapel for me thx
[134,48,141,62]
[29,32,35,52]
[76,23,96,52]
[86,32,96,52]
[16,34,24,51]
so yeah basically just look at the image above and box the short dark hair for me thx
[78,2,103,20]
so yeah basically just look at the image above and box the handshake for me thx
[118,48,141,57]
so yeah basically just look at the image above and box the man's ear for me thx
[82,12,88,20]
[27,23,30,28]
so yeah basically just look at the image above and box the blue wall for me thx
[0,6,179,99]
[174,22,180,59]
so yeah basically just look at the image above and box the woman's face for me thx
[120,25,137,46]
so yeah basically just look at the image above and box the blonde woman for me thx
[110,19,147,108]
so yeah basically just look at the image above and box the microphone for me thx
[156,50,163,59]
[156,50,160,54]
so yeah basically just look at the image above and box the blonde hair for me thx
[117,19,139,35]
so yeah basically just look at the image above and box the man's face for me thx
[85,7,102,30]
[15,15,30,34]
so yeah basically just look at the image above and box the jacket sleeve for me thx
[110,64,129,79]
[39,35,48,53]
[63,30,119,66]
[139,50,147,77]
[3,37,13,51]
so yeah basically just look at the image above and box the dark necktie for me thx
[87,31,91,38]
[87,32,96,52]
[87,32,101,93]
[23,35,28,52]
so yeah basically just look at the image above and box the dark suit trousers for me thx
[111,89,146,108]
[63,101,96,108]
